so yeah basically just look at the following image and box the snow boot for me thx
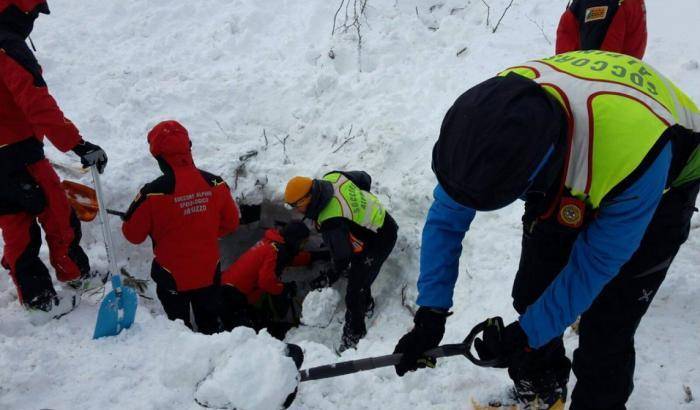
[511,377,567,410]
[27,289,80,325]
[338,322,366,353]
[67,269,109,293]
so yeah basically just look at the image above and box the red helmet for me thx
[0,0,49,14]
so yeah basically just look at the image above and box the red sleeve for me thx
[257,248,284,296]
[122,193,153,244]
[216,183,240,237]
[0,55,81,152]
[555,9,580,54]
[622,0,647,59]
[290,251,312,267]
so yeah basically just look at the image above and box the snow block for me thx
[301,287,341,327]
[192,327,300,410]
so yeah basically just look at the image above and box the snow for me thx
[193,327,299,410]
[0,308,297,410]
[1,0,699,409]
[301,288,342,328]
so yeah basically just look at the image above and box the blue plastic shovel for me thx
[91,166,137,339]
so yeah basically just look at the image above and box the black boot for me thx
[511,376,567,409]
[510,357,570,409]
[339,321,366,352]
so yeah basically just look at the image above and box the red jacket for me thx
[122,121,240,291]
[222,229,311,304]
[0,32,81,151]
[556,0,647,59]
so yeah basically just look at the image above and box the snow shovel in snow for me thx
[299,320,498,381]
[62,179,127,221]
[91,166,138,339]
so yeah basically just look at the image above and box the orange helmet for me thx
[284,176,313,211]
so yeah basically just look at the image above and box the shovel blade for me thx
[61,180,99,222]
[93,283,138,339]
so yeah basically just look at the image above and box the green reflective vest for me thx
[500,50,700,209]
[316,172,386,232]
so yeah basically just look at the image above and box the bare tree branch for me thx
[332,0,345,35]
[332,0,369,71]
[400,283,417,316]
[274,134,290,164]
[481,0,491,27]
[492,0,514,33]
[332,125,356,153]
[261,128,269,149]
[526,14,551,45]
[214,120,232,140]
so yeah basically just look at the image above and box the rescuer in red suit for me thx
[0,0,108,317]
[122,120,240,334]
[220,221,330,339]
[556,0,647,59]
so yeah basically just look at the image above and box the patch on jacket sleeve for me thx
[584,6,608,22]
[199,169,225,187]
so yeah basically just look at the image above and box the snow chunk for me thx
[301,288,341,327]
[193,328,299,410]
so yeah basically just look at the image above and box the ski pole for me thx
[299,319,498,382]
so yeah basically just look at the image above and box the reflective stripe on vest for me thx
[317,173,386,232]
[500,51,700,208]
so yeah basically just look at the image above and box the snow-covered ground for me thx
[1,0,699,409]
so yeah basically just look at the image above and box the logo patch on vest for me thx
[557,197,585,229]
[584,6,608,22]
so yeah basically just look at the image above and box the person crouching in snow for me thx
[220,221,328,339]
[284,171,398,351]
[121,120,239,334]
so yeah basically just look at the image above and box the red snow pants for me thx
[0,159,89,306]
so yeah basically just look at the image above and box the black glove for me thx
[393,307,451,376]
[72,140,107,173]
[473,317,529,368]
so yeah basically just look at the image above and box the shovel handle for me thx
[299,343,466,382]
[462,319,503,368]
[107,209,126,218]
[299,320,502,382]
[91,167,121,289]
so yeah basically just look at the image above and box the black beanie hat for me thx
[281,221,310,248]
[432,73,566,211]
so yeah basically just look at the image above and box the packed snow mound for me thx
[301,288,342,327]
[0,306,297,410]
[0,0,698,409]
[193,327,299,410]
